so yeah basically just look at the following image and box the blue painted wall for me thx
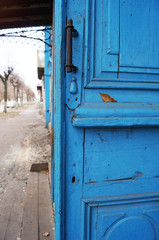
[51,3,55,203]
[44,27,51,127]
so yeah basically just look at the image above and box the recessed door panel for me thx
[85,0,159,88]
[120,0,159,73]
[82,196,159,240]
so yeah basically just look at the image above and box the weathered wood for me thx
[0,188,13,239]
[21,172,39,240]
[0,179,26,240]
[3,181,26,240]
[0,0,51,7]
[38,173,54,240]
[72,103,159,128]
[0,0,52,29]
[0,163,53,240]
[21,172,54,240]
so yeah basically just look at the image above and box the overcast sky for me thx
[0,27,45,97]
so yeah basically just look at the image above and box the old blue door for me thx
[53,0,159,239]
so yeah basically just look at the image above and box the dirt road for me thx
[0,104,53,240]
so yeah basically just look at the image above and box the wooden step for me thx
[21,172,54,240]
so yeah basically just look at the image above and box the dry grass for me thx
[0,103,34,119]
[0,111,19,118]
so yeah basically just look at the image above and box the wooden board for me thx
[21,172,54,240]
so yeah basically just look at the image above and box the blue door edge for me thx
[53,0,66,239]
[44,26,51,127]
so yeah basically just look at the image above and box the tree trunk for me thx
[16,87,19,108]
[21,90,23,105]
[14,86,16,105]
[4,79,7,113]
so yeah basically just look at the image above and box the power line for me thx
[0,27,52,48]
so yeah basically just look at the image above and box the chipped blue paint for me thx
[69,77,78,94]
[65,14,84,110]
[44,26,51,127]
[51,3,55,204]
[52,0,159,239]
[72,103,159,127]
[53,0,66,240]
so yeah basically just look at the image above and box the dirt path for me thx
[0,103,52,240]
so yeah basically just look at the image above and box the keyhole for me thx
[72,176,76,183]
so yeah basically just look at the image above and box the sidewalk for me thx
[0,104,54,240]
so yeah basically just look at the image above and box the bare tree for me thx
[15,77,21,107]
[10,71,35,106]
[0,81,4,102]
[10,72,24,107]
[19,80,25,106]
[24,85,35,102]
[0,67,13,112]
[10,72,18,104]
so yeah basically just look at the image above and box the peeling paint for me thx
[97,133,104,142]
[107,171,144,182]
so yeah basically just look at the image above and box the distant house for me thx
[37,42,51,128]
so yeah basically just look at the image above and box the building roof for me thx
[0,0,52,29]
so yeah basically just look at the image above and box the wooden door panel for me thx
[120,0,159,73]
[85,0,159,89]
[84,128,159,183]
[82,195,159,240]
[63,0,159,239]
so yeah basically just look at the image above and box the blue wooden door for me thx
[54,0,159,239]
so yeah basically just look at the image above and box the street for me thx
[0,104,53,240]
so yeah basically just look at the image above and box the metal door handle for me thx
[65,19,78,73]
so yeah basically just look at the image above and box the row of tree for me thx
[0,66,35,113]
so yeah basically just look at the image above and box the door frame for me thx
[53,0,66,239]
